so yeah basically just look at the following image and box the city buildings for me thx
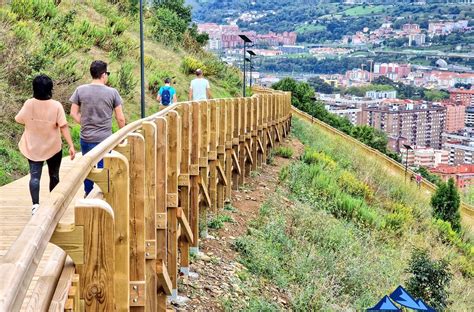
[430,164,474,189]
[362,102,446,149]
[450,89,474,106]
[428,20,469,36]
[324,104,362,125]
[365,90,397,100]
[465,106,474,128]
[442,102,465,132]
[408,33,426,47]
[400,147,449,168]
[442,131,474,165]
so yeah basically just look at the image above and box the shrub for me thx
[108,62,137,98]
[208,214,234,229]
[302,149,336,170]
[150,7,188,45]
[337,171,374,201]
[11,0,58,21]
[431,178,461,232]
[181,56,206,75]
[406,249,452,311]
[274,146,294,159]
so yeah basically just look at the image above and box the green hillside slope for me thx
[0,0,241,185]
[230,117,473,311]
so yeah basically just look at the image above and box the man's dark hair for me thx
[32,74,53,101]
[164,78,171,84]
[90,60,108,79]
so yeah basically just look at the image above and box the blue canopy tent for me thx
[416,299,436,312]
[389,286,421,310]
[367,295,401,311]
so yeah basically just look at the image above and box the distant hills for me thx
[190,0,474,43]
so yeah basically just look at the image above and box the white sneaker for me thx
[32,204,40,215]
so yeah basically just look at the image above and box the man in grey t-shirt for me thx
[70,60,126,195]
[189,69,211,101]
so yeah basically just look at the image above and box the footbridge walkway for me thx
[0,88,292,311]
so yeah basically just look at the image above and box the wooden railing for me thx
[292,106,474,226]
[0,88,292,311]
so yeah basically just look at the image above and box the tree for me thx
[272,78,314,110]
[431,178,461,232]
[307,77,334,94]
[407,249,452,311]
[152,0,192,24]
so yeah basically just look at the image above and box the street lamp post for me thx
[247,49,256,89]
[403,144,413,182]
[239,35,252,97]
[139,0,145,118]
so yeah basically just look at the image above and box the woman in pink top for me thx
[15,75,76,215]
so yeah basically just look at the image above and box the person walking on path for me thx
[70,60,126,196]
[15,74,76,215]
[157,78,177,107]
[189,69,211,101]
[416,173,422,189]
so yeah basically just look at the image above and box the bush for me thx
[208,214,234,229]
[11,0,58,21]
[337,171,374,201]
[406,249,452,311]
[108,62,137,98]
[302,149,336,170]
[431,178,461,232]
[148,70,174,95]
[273,146,293,159]
[181,56,206,75]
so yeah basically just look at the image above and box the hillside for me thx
[174,118,473,311]
[191,0,474,43]
[0,0,241,185]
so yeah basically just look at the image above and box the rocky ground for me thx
[172,136,304,311]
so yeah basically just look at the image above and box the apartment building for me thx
[442,102,465,133]
[400,147,449,168]
[450,89,474,106]
[442,131,474,165]
[362,103,446,149]
[430,164,474,189]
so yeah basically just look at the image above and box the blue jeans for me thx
[80,139,103,196]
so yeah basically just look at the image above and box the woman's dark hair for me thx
[164,78,171,84]
[90,60,108,79]
[32,74,53,101]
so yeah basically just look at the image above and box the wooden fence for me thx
[0,88,292,311]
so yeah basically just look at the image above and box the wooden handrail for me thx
[0,89,292,311]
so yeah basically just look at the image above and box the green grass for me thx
[208,214,234,230]
[343,5,387,16]
[295,24,325,34]
[273,146,294,159]
[0,0,241,186]
[227,117,474,311]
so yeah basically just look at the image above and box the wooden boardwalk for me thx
[0,156,82,311]
[0,89,293,311]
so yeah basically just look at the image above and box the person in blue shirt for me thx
[157,78,177,106]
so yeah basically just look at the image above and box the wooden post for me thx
[245,97,253,177]
[232,98,241,190]
[154,117,169,310]
[166,111,181,300]
[190,102,201,253]
[209,101,218,213]
[257,95,264,167]
[199,101,210,238]
[75,199,115,311]
[225,99,234,201]
[239,98,247,185]
[217,99,227,210]
[251,96,258,171]
[262,94,269,163]
[91,152,130,311]
[142,121,157,310]
[178,103,191,274]
[115,133,146,311]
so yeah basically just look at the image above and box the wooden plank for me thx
[142,121,158,310]
[75,199,116,311]
[176,208,194,244]
[209,102,218,212]
[199,176,212,209]
[199,101,210,238]
[231,150,242,176]
[190,102,201,250]
[156,260,172,296]
[124,133,146,312]
[49,256,75,311]
[101,152,130,310]
[155,116,168,311]
[166,111,180,294]
[232,98,241,190]
[252,97,259,170]
[25,246,66,312]
[178,103,191,272]
[239,98,247,185]
[217,162,228,187]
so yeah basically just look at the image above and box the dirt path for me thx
[175,136,305,311]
